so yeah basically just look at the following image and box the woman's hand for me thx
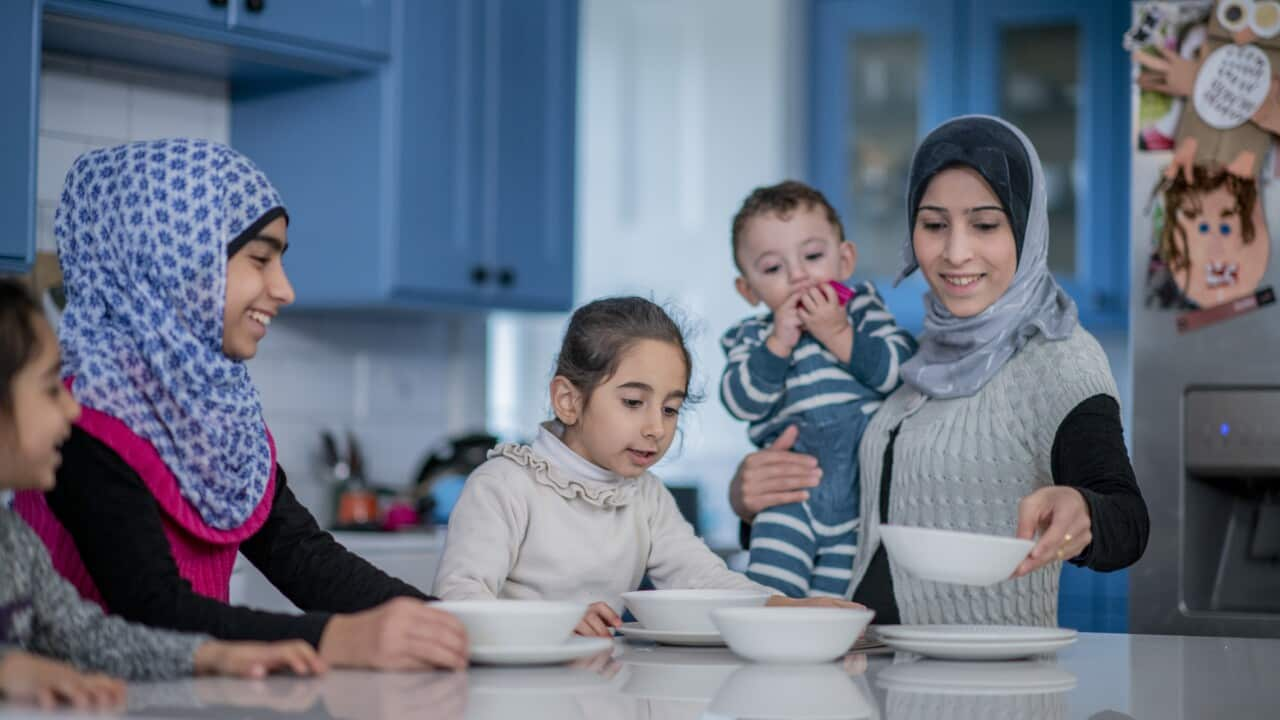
[193,640,326,678]
[575,602,622,638]
[765,596,867,610]
[0,650,125,710]
[1012,486,1093,578]
[729,425,821,522]
[318,597,469,671]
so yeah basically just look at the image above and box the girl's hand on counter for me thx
[194,639,326,678]
[575,602,622,638]
[0,650,125,710]
[319,597,469,671]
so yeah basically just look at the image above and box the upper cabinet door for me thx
[392,0,485,302]
[966,0,1130,327]
[810,0,963,331]
[482,0,577,310]
[1,0,39,272]
[87,0,229,26]
[230,0,390,57]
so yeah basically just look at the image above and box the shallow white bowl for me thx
[431,600,585,648]
[711,607,876,664]
[621,589,771,634]
[878,525,1034,586]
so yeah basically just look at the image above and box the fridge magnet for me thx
[1176,285,1276,331]
[1146,165,1270,310]
[1132,2,1213,151]
[1146,0,1280,181]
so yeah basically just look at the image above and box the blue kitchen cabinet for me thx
[230,0,390,58]
[811,0,1132,631]
[41,0,388,77]
[447,0,578,310]
[810,0,1129,333]
[236,0,578,311]
[1,0,39,273]
[89,0,227,27]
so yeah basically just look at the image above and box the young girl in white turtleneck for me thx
[433,297,860,636]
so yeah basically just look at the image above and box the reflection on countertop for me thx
[6,633,1280,719]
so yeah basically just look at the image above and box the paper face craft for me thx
[1148,166,1270,309]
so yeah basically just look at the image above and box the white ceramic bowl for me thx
[878,525,1034,586]
[431,600,585,648]
[621,589,771,634]
[711,607,876,664]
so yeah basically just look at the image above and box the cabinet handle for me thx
[498,268,516,288]
[471,266,489,285]
[245,0,265,13]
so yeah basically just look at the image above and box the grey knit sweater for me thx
[850,326,1118,626]
[0,508,206,680]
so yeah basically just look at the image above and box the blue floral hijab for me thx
[56,139,284,530]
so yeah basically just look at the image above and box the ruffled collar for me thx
[487,422,642,508]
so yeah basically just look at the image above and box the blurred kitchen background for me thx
[4,0,1133,631]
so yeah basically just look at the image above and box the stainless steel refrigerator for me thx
[1129,1,1280,636]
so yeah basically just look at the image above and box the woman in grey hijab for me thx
[729,116,1148,626]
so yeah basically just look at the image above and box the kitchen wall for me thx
[490,0,1133,551]
[36,54,487,521]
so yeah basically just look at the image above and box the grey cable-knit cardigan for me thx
[0,508,206,680]
[851,326,1119,627]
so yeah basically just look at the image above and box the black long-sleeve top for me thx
[44,426,432,648]
[741,394,1150,622]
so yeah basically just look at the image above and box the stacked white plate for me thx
[875,625,1078,661]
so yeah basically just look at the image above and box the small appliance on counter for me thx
[411,432,498,526]
[322,431,418,532]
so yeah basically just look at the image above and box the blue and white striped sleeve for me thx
[719,316,790,423]
[845,282,918,396]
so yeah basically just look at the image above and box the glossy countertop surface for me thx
[2,632,1278,719]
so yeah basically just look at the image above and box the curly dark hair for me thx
[730,180,845,270]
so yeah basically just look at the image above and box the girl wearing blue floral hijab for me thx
[16,139,468,671]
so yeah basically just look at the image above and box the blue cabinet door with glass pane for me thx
[1,0,39,272]
[810,0,964,332]
[966,0,1131,330]
[810,0,1129,333]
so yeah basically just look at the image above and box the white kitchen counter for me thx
[2,632,1278,719]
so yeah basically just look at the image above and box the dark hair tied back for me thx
[554,296,699,405]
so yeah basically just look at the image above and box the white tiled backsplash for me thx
[37,54,488,521]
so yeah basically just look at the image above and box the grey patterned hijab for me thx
[896,115,1078,399]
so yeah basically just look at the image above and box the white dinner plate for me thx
[880,636,1077,661]
[469,636,613,665]
[874,625,1077,644]
[617,622,725,647]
